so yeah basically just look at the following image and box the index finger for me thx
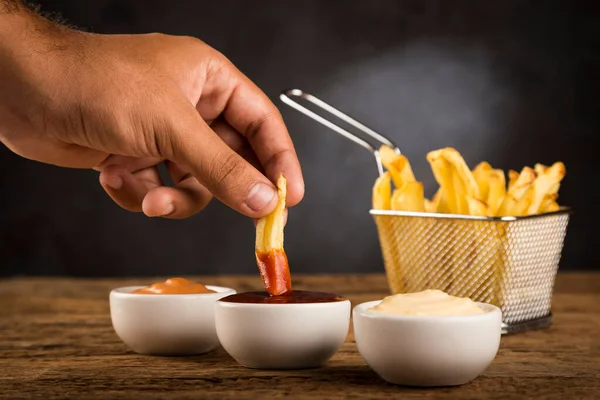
[222,70,304,207]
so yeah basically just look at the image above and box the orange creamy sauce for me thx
[132,277,216,294]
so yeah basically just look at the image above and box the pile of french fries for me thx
[373,146,566,217]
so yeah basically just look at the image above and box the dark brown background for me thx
[1,0,597,277]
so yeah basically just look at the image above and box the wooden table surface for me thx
[0,273,598,400]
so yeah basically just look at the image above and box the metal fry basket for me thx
[281,89,570,334]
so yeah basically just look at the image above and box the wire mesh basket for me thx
[281,89,570,334]
[372,209,569,333]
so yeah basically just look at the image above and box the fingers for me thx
[141,184,212,219]
[166,101,279,218]
[211,118,263,172]
[197,58,304,207]
[143,161,213,219]
[98,160,213,219]
[94,155,163,172]
[99,164,158,212]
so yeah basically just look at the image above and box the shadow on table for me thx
[158,347,456,394]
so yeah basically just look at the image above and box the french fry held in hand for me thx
[255,175,291,296]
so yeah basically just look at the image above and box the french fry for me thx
[527,162,566,215]
[372,171,392,210]
[511,187,535,216]
[508,170,519,191]
[496,167,535,216]
[391,182,426,212]
[443,148,480,198]
[541,197,560,212]
[427,151,456,213]
[473,162,493,201]
[428,148,480,215]
[473,162,506,216]
[510,167,536,198]
[255,175,291,296]
[424,189,440,213]
[379,145,416,190]
[534,163,549,176]
[467,196,490,216]
[487,169,506,216]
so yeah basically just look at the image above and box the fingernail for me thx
[160,203,175,216]
[245,183,276,212]
[105,176,123,190]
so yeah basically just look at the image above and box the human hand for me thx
[0,4,304,218]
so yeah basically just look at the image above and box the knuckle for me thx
[209,151,248,189]
[178,35,209,52]
[245,111,281,141]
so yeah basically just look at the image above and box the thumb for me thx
[163,104,278,218]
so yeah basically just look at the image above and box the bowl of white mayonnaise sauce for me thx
[353,290,502,387]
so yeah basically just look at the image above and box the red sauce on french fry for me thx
[255,175,292,296]
[256,249,292,296]
[220,290,346,304]
[131,277,216,294]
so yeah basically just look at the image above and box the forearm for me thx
[0,1,39,52]
[1,0,23,12]
[1,0,74,52]
[0,0,60,145]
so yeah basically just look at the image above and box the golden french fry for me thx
[424,199,434,213]
[372,171,392,210]
[467,196,490,216]
[379,145,416,189]
[541,196,560,212]
[424,188,440,213]
[391,181,426,212]
[508,169,519,191]
[509,167,535,198]
[534,163,549,176]
[487,169,506,216]
[451,172,470,214]
[511,187,535,216]
[497,167,535,215]
[473,161,493,201]
[378,144,399,168]
[427,151,456,213]
[428,148,479,215]
[442,148,480,199]
[495,194,517,216]
[255,175,291,295]
[527,162,566,214]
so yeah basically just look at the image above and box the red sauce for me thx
[256,249,292,296]
[219,290,346,304]
[131,277,216,294]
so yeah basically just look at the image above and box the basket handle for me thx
[279,89,401,177]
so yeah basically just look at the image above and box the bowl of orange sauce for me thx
[110,278,236,355]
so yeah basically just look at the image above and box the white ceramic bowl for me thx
[110,285,236,355]
[215,298,351,369]
[353,300,502,387]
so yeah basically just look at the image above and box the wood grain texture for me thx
[0,274,599,400]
